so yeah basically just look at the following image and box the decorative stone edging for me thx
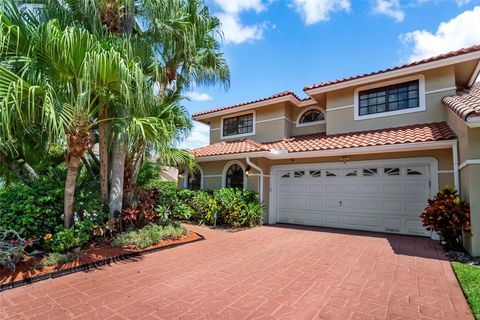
[0,234,204,292]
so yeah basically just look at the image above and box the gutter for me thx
[246,157,264,203]
[467,116,480,128]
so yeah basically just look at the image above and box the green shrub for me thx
[44,220,93,253]
[189,191,215,222]
[41,252,72,267]
[213,188,263,227]
[137,162,164,190]
[112,223,188,249]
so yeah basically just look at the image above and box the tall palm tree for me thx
[0,3,142,226]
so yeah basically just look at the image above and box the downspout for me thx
[453,141,460,193]
[246,157,264,202]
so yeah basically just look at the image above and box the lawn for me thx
[452,262,480,319]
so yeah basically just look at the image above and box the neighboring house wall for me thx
[322,66,456,135]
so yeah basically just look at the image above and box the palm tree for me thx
[0,4,142,227]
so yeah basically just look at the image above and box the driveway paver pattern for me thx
[0,224,473,319]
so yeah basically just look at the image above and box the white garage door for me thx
[271,158,437,236]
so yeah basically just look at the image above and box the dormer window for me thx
[221,112,255,138]
[296,107,325,127]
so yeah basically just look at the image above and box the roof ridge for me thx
[304,44,480,91]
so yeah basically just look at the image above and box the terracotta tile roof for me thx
[192,91,311,118]
[194,122,456,157]
[442,83,480,120]
[304,44,480,91]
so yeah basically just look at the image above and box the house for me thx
[179,45,480,257]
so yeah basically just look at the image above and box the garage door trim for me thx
[268,157,438,225]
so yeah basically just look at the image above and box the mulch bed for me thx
[0,231,203,291]
[181,221,255,233]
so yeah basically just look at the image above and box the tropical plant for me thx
[420,186,471,249]
[44,220,93,253]
[0,230,35,270]
[112,222,188,249]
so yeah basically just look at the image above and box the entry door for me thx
[273,159,435,236]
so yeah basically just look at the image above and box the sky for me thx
[179,0,480,150]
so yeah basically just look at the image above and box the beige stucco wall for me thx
[323,66,457,134]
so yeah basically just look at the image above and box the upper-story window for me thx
[354,75,425,121]
[359,80,419,116]
[296,107,326,127]
[222,113,254,137]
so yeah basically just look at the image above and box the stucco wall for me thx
[323,66,456,134]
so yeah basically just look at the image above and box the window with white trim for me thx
[299,109,324,124]
[222,113,253,137]
[226,164,244,188]
[358,80,419,116]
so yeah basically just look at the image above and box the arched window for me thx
[187,171,202,190]
[299,109,325,124]
[226,164,244,188]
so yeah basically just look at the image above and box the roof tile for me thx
[304,44,480,91]
[194,122,456,157]
[442,83,480,120]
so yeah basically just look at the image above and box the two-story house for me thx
[179,45,480,257]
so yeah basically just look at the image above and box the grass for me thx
[452,262,480,319]
[112,223,188,249]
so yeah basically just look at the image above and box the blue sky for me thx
[180,0,480,149]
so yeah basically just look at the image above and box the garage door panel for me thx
[275,160,433,236]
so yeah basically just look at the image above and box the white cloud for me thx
[185,91,213,101]
[455,0,471,6]
[213,0,265,14]
[213,0,269,44]
[179,121,210,150]
[290,0,351,25]
[372,0,405,22]
[401,6,480,62]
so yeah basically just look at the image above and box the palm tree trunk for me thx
[64,155,81,228]
[0,152,36,185]
[109,133,126,224]
[123,144,144,207]
[99,106,109,203]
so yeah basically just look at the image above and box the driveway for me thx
[0,224,473,319]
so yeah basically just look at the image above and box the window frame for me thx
[222,160,247,188]
[220,111,256,139]
[296,107,326,128]
[353,75,426,121]
[183,166,204,190]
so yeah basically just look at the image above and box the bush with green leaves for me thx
[213,188,263,227]
[44,220,93,253]
[40,252,72,267]
[112,222,188,249]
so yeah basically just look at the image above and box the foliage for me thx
[213,189,264,227]
[452,262,480,319]
[0,230,35,270]
[112,223,188,249]
[44,220,93,253]
[420,186,470,249]
[122,189,161,229]
[0,169,105,243]
[41,253,73,267]
[137,162,164,191]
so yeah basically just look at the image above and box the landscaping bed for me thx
[0,229,202,290]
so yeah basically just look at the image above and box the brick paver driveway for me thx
[0,224,473,319]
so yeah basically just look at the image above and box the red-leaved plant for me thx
[420,186,470,249]
[122,189,160,229]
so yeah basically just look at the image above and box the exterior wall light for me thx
[245,165,251,176]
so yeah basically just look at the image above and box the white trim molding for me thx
[210,127,221,131]
[467,116,480,128]
[305,50,480,95]
[468,59,480,88]
[438,170,454,174]
[220,110,256,140]
[425,86,457,95]
[295,106,326,128]
[256,116,294,124]
[326,104,354,112]
[354,74,426,121]
[459,159,480,170]
[222,160,248,188]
